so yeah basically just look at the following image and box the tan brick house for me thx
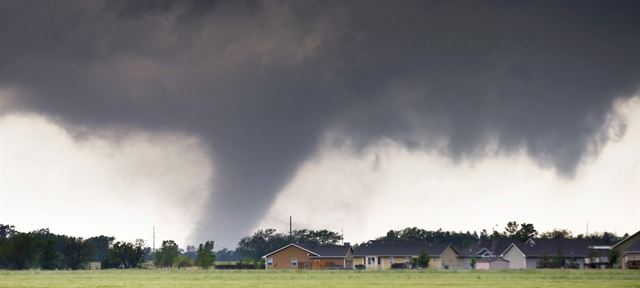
[262,243,353,270]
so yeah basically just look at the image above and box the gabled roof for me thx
[507,239,605,258]
[352,240,458,257]
[297,243,352,257]
[262,243,318,258]
[262,243,352,258]
[458,238,512,257]
[612,230,640,251]
[476,257,509,263]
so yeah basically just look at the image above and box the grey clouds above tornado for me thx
[1,0,640,246]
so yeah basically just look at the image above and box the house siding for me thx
[612,231,640,269]
[379,256,410,269]
[458,257,474,269]
[265,245,312,270]
[476,259,509,270]
[311,258,346,269]
[439,246,461,269]
[353,256,365,267]
[503,245,526,269]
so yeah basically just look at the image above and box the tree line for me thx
[0,222,627,270]
[0,224,215,270]
[378,222,626,247]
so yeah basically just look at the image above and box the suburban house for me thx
[457,238,512,269]
[261,230,640,270]
[352,240,461,270]
[584,245,611,269]
[262,243,353,270]
[611,231,640,269]
[502,239,605,269]
[475,257,510,270]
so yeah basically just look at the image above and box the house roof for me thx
[459,238,512,257]
[352,240,457,257]
[297,243,352,257]
[476,257,509,263]
[262,243,351,258]
[624,240,640,252]
[509,239,605,258]
[612,230,640,251]
[590,247,610,257]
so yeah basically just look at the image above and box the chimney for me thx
[344,242,350,247]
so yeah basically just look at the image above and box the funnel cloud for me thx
[1,0,640,247]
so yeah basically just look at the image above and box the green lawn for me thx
[1,269,638,288]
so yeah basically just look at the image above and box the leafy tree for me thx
[540,229,572,239]
[490,230,502,240]
[61,237,95,270]
[0,224,16,239]
[215,248,240,261]
[195,241,216,269]
[236,228,345,260]
[7,233,38,269]
[104,240,150,269]
[505,221,519,237]
[588,232,623,244]
[40,238,60,270]
[608,249,620,268]
[417,251,430,269]
[154,240,180,268]
[125,240,150,268]
[479,230,488,240]
[469,257,477,269]
[86,235,115,263]
[385,230,399,240]
[236,229,290,260]
[176,255,193,268]
[309,229,343,245]
[515,223,537,242]
[377,227,480,248]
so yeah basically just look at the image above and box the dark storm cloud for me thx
[1,0,639,247]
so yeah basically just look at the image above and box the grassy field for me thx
[1,269,638,288]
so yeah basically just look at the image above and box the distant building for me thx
[352,240,461,270]
[584,245,611,269]
[457,238,512,269]
[611,231,640,269]
[85,261,101,270]
[262,243,353,270]
[502,238,609,269]
[475,257,509,270]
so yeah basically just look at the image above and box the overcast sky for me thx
[1,0,639,248]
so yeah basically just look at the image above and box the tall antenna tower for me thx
[153,225,156,252]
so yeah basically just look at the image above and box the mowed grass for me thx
[1,269,639,288]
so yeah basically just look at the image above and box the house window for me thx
[390,256,395,264]
[267,258,273,266]
[405,256,410,263]
[291,257,298,267]
[368,257,375,265]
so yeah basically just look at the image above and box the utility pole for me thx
[153,225,156,252]
[586,223,589,237]
[289,216,292,238]
[341,228,344,245]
